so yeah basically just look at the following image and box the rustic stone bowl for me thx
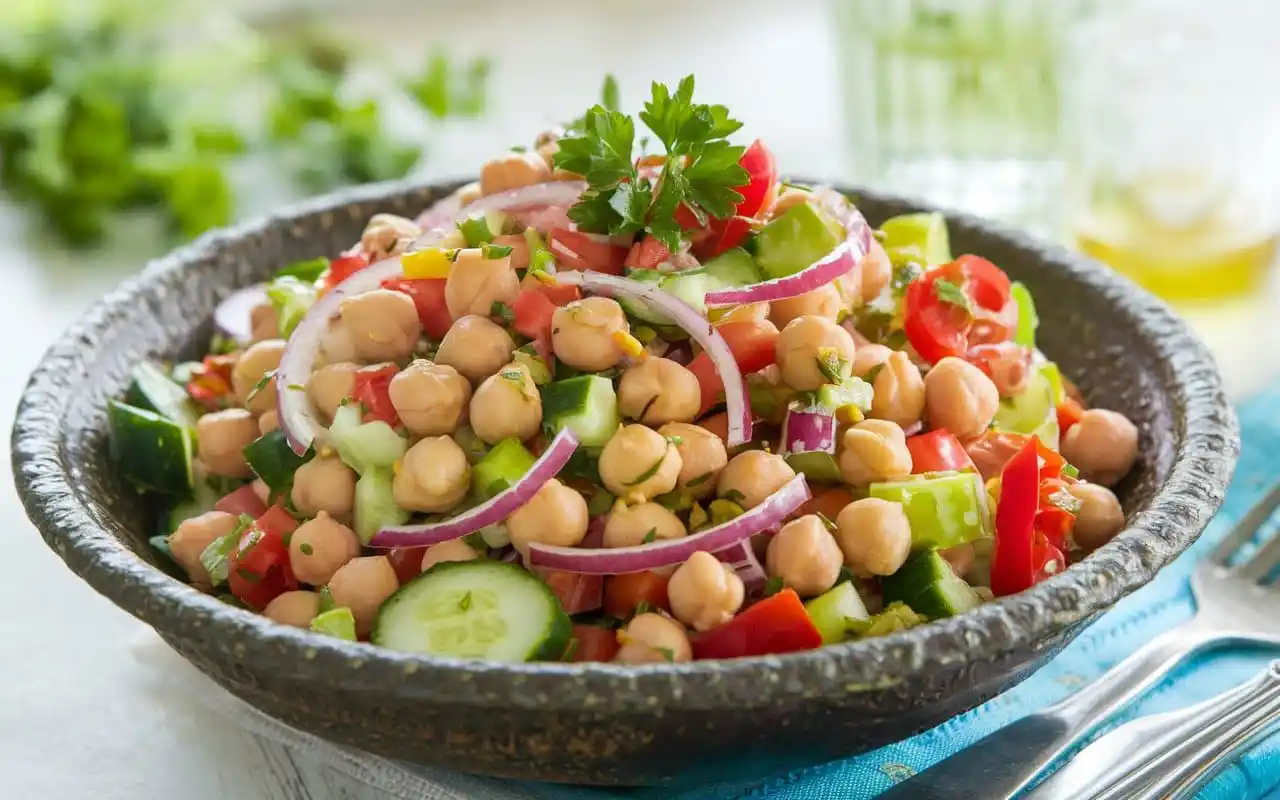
[11,179,1238,786]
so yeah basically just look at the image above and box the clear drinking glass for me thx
[1060,1,1279,303]
[830,0,1096,233]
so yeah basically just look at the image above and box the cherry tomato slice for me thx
[547,229,627,275]
[603,571,670,619]
[214,484,267,519]
[352,363,401,427]
[325,253,370,288]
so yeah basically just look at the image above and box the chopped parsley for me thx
[655,646,675,663]
[641,527,658,544]
[624,449,669,487]
[665,434,684,446]
[815,511,837,532]
[815,349,849,384]
[721,488,746,505]
[634,600,653,617]
[245,369,276,404]
[762,575,784,597]
[490,300,515,324]
[481,243,513,260]
[459,591,473,612]
[601,73,620,112]
[933,279,972,313]
[685,471,713,488]
[298,542,314,556]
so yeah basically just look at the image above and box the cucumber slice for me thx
[472,438,537,500]
[804,581,869,644]
[354,468,409,544]
[310,607,357,640]
[330,404,407,474]
[879,212,951,267]
[108,401,195,496]
[125,362,198,428]
[372,560,571,662]
[512,344,552,386]
[701,247,763,286]
[243,429,313,495]
[617,268,723,325]
[881,549,982,620]
[755,203,845,279]
[541,375,620,447]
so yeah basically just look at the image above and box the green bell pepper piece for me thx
[869,471,990,550]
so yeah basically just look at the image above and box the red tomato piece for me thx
[512,288,558,341]
[689,320,780,414]
[352,363,401,427]
[380,277,452,340]
[603,571,671,619]
[697,412,730,444]
[694,216,756,261]
[733,139,778,219]
[1057,397,1086,435]
[324,253,370,288]
[570,625,621,663]
[541,569,604,615]
[625,237,672,270]
[691,589,822,660]
[903,257,1016,365]
[906,430,975,474]
[796,487,855,522]
[214,484,267,519]
[227,505,298,610]
[387,547,429,585]
[547,229,627,275]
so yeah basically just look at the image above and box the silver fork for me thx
[879,483,1280,800]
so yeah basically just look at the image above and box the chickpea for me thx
[250,302,279,343]
[445,247,520,319]
[599,425,682,502]
[717,450,795,509]
[618,359,701,425]
[923,356,1000,440]
[479,151,552,196]
[770,284,844,329]
[832,266,863,312]
[506,479,590,554]
[263,591,321,628]
[1067,482,1127,552]
[320,321,358,365]
[852,343,893,379]
[289,511,362,586]
[551,297,630,371]
[603,502,687,548]
[872,351,926,429]
[775,315,857,391]
[360,213,422,259]
[309,362,358,422]
[291,457,357,519]
[1061,409,1139,486]
[389,360,471,436]
[940,543,975,578]
[860,240,892,303]
[770,187,812,219]
[420,539,480,572]
[326,556,399,638]
[667,551,744,632]
[835,497,912,577]
[393,436,471,513]
[614,612,692,664]
[232,339,285,414]
[168,511,240,585]
[766,515,844,597]
[340,289,422,364]
[839,419,913,487]
[455,181,482,207]
[257,409,279,436]
[435,315,516,384]
[658,422,728,499]
[469,363,543,444]
[196,409,258,478]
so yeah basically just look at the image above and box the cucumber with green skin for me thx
[243,429,313,495]
[471,438,536,500]
[125,362,198,428]
[880,549,982,620]
[541,375,620,447]
[700,247,762,286]
[372,560,571,662]
[108,400,195,496]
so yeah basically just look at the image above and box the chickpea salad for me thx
[110,76,1139,664]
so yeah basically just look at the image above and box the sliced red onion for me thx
[703,188,873,307]
[369,428,581,548]
[664,341,694,366]
[780,406,838,457]
[415,191,463,230]
[410,182,588,251]
[215,284,269,344]
[526,474,810,573]
[714,540,767,593]
[554,271,752,447]
[274,256,407,456]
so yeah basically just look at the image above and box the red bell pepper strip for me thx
[990,438,1041,597]
[1057,397,1086,435]
[351,363,401,427]
[691,588,823,659]
[323,253,370,289]
[905,430,974,474]
[186,354,237,411]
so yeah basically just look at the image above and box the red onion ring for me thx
[368,428,581,548]
[410,182,588,251]
[214,284,269,344]
[526,474,810,573]
[780,407,838,457]
[415,191,463,231]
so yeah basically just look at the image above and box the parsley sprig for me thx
[553,75,749,252]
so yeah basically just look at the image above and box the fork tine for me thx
[1235,533,1280,583]
[1209,483,1280,567]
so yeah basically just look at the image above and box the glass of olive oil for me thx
[1061,1,1279,303]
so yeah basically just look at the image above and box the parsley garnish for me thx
[245,369,276,404]
[815,349,848,384]
[601,74,620,112]
[666,435,684,446]
[482,243,513,260]
[762,576,784,597]
[624,449,669,487]
[685,471,713,488]
[655,646,675,663]
[634,600,653,616]
[815,511,837,532]
[934,279,972,313]
[298,542,314,556]
[490,300,515,324]
[554,75,748,252]
[641,527,658,544]
[722,488,746,504]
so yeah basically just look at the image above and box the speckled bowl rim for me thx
[13,178,1238,714]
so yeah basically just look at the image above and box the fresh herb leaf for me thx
[245,370,276,405]
[722,488,746,504]
[890,261,925,297]
[763,575,784,597]
[482,243,513,260]
[459,591,473,612]
[490,300,515,325]
[634,600,653,616]
[299,542,314,556]
[601,74,620,112]
[685,471,713,488]
[814,349,848,384]
[655,646,675,663]
[815,511,837,532]
[665,435,684,446]
[933,279,972,313]
[624,450,669,487]
[641,527,657,544]
[318,586,335,614]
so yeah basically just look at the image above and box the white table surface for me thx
[2,1,1277,797]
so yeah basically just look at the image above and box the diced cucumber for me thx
[330,404,407,475]
[371,560,571,662]
[472,438,537,500]
[754,203,845,279]
[701,247,763,287]
[108,400,195,496]
[243,429,313,495]
[160,480,219,535]
[453,425,489,465]
[616,268,720,325]
[459,209,509,247]
[267,275,318,338]
[804,581,869,644]
[125,362,198,428]
[993,366,1059,449]
[512,344,552,386]
[541,375,620,447]
[310,607,357,640]
[881,549,982,620]
[879,212,951,267]
[869,471,990,550]
[354,468,409,544]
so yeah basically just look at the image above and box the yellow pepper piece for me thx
[612,330,646,359]
[531,269,558,286]
[835,404,864,425]
[401,248,456,279]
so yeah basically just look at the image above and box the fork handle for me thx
[878,617,1221,800]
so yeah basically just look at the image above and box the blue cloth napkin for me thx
[505,382,1280,800]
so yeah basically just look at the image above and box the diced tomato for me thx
[547,228,627,275]
[352,363,401,427]
[625,237,672,270]
[324,253,371,289]
[214,484,268,519]
[603,571,671,619]
[698,412,730,444]
[570,625,620,663]
[1057,397,1086,435]
[689,319,780,414]
[186,353,237,411]
[691,588,822,659]
[695,216,758,260]
[903,255,1016,365]
[734,140,779,219]
[796,487,854,522]
[226,505,298,610]
[522,274,581,306]
[906,430,975,474]
[541,570,604,615]
[513,288,558,341]
[380,277,452,339]
[388,547,429,584]
[966,430,1032,481]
